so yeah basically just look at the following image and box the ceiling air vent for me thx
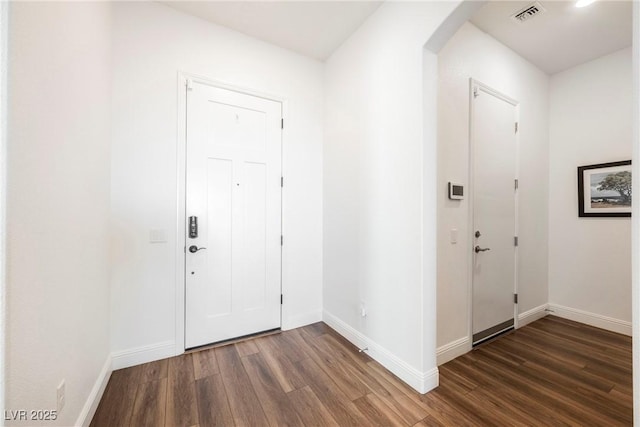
[511,2,546,23]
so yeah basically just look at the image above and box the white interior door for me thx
[185,81,282,349]
[471,81,518,345]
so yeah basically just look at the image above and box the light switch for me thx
[450,228,458,244]
[149,229,167,243]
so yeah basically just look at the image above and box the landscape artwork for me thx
[578,160,631,217]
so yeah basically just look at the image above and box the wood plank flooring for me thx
[91,316,632,426]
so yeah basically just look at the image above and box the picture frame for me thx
[577,160,631,217]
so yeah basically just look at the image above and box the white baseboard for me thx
[76,355,112,427]
[437,336,471,366]
[282,310,323,331]
[547,303,631,336]
[436,304,549,366]
[322,310,438,394]
[518,303,549,327]
[111,340,176,370]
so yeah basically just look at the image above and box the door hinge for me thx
[515,179,519,190]
[281,294,283,305]
[281,118,284,129]
[473,87,479,98]
[281,235,283,246]
[186,79,194,91]
[514,236,519,246]
[515,122,518,133]
[281,176,284,187]
[514,293,518,304]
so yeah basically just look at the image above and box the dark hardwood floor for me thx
[90,316,632,426]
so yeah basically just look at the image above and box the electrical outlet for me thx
[57,380,65,411]
[360,302,367,317]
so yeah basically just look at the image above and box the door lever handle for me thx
[189,245,207,253]
[475,246,490,253]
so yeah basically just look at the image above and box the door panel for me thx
[471,81,517,344]
[206,158,233,317]
[185,82,282,349]
[243,161,267,311]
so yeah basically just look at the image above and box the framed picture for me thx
[578,160,631,217]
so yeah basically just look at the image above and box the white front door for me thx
[471,80,518,345]
[185,81,282,349]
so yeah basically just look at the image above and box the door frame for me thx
[175,72,287,355]
[467,78,520,346]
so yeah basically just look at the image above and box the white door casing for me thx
[185,81,282,349]
[470,80,518,344]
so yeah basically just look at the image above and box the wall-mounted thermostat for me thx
[448,182,464,200]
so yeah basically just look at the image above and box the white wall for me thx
[436,22,550,362]
[7,2,112,425]
[549,48,632,333]
[632,3,640,422]
[323,1,461,393]
[0,0,8,417]
[110,2,324,363]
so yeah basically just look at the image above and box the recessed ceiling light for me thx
[576,0,597,8]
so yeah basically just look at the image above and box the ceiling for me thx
[161,0,632,73]
[161,1,382,61]
[470,1,632,75]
